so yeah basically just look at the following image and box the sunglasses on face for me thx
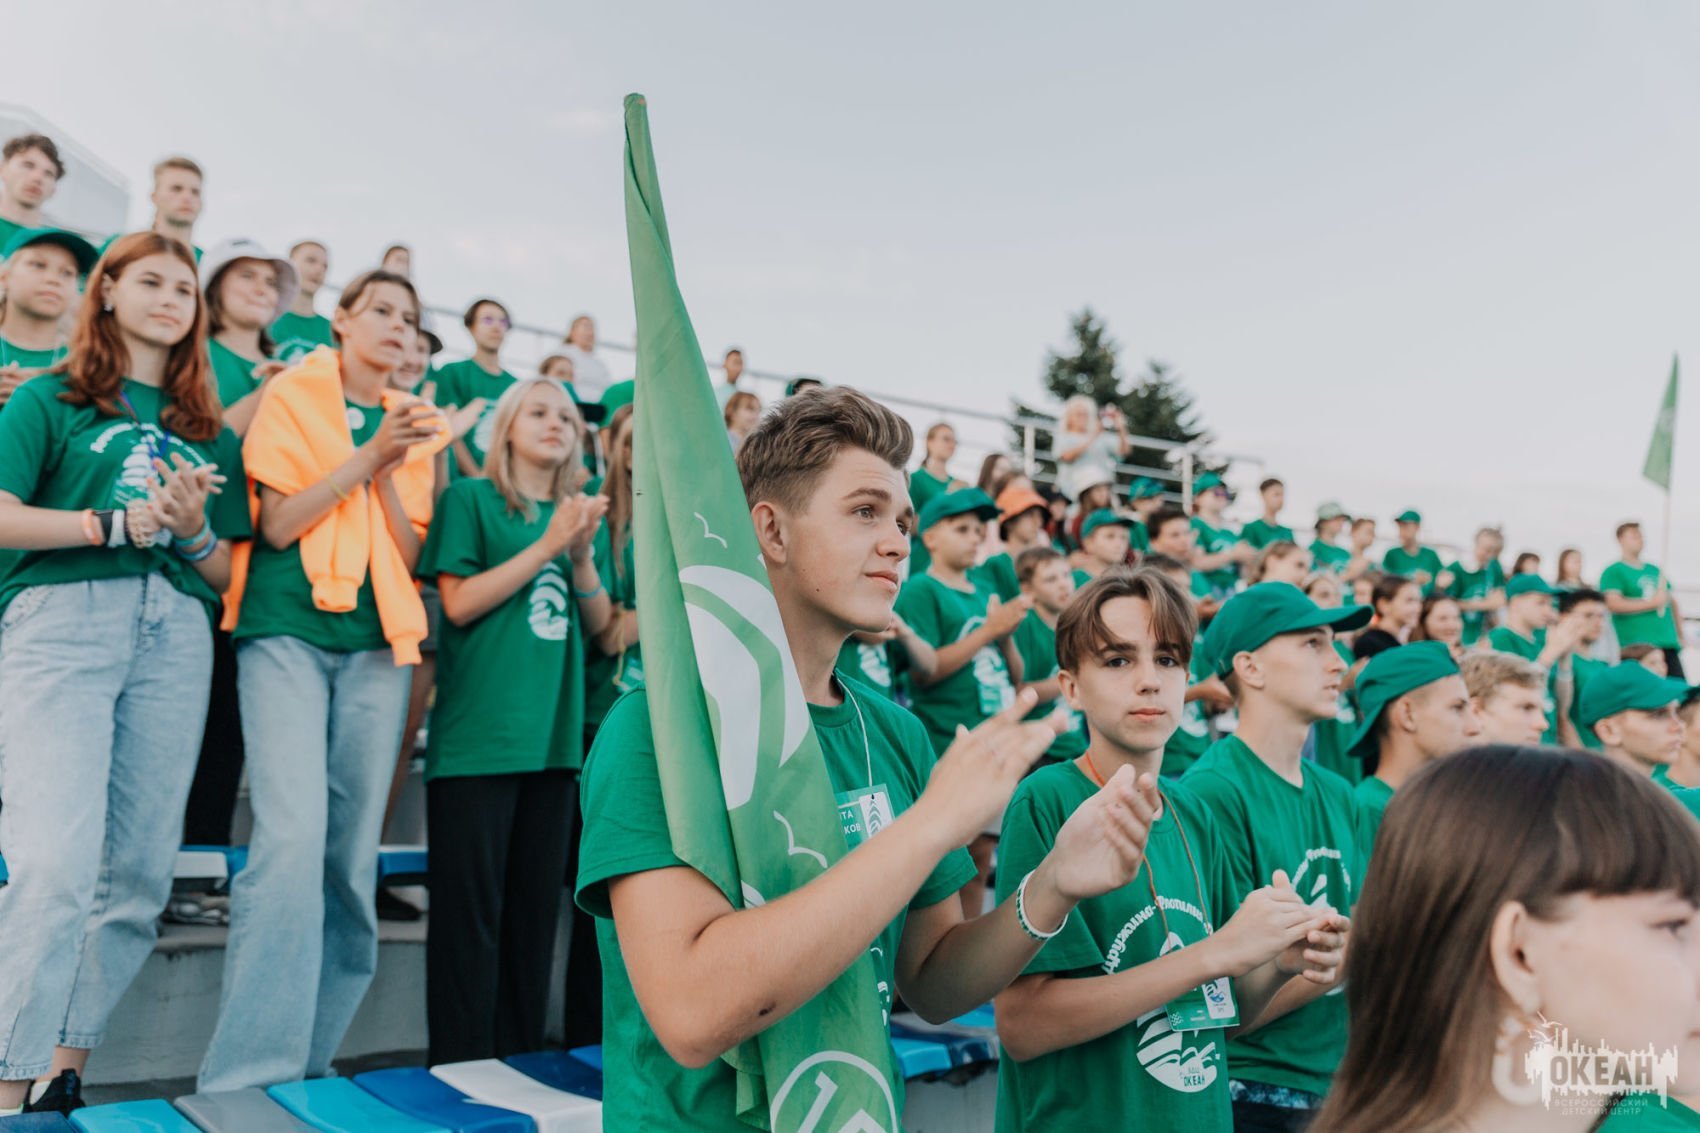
[479,315,510,328]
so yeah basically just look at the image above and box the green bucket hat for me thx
[1504,574,1558,600]
[1080,509,1135,541]
[1200,582,1373,679]
[1577,663,1690,728]
[2,226,100,276]
[1346,642,1461,761]
[917,487,999,535]
[1194,471,1226,493]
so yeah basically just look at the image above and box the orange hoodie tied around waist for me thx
[221,346,450,665]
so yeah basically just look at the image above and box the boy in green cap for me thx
[1010,546,1087,761]
[1127,476,1165,554]
[1189,472,1246,596]
[1443,526,1507,646]
[1557,587,1610,749]
[1381,510,1444,593]
[1239,478,1296,551]
[1346,642,1480,847]
[1183,582,1372,1128]
[1602,521,1686,680]
[1074,509,1134,586]
[1308,503,1351,575]
[1576,663,1700,818]
[994,569,1348,1133]
[0,228,96,411]
[1488,574,1584,743]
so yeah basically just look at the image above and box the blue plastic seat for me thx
[0,850,9,886]
[266,1080,447,1133]
[428,1061,600,1133]
[0,1114,74,1130]
[174,1087,317,1131]
[70,1100,198,1131]
[502,1052,602,1101]
[890,1003,1000,1068]
[353,1068,532,1133]
[891,1036,953,1079]
[564,1048,600,1072]
[376,846,428,886]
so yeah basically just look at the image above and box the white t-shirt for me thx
[561,343,613,402]
[1054,429,1120,501]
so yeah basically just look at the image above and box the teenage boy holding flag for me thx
[576,95,1164,1132]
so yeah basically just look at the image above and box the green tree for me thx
[1011,308,1221,495]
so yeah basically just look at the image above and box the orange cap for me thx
[996,484,1048,524]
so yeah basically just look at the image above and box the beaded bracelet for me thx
[1015,870,1067,941]
[173,520,214,550]
[177,531,219,562]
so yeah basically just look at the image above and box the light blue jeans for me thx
[0,577,212,1079]
[197,635,410,1092]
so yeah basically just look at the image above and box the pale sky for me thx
[9,0,1698,588]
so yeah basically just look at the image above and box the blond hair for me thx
[1459,651,1545,703]
[482,377,585,520]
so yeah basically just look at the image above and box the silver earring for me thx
[1490,1009,1543,1106]
[103,303,112,313]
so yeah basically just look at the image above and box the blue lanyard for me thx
[117,390,172,465]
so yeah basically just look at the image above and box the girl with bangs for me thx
[417,377,610,1063]
[0,232,249,1115]
[1311,746,1700,1133]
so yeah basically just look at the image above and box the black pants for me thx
[1665,649,1687,682]
[1233,1100,1315,1133]
[560,765,604,1049]
[182,627,244,845]
[426,770,572,1065]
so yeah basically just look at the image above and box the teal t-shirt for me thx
[1569,654,1608,749]
[207,338,272,408]
[270,311,336,364]
[1182,735,1364,1097]
[434,358,518,469]
[234,398,386,651]
[1309,540,1350,575]
[1309,641,1362,785]
[417,478,587,777]
[574,682,977,1132]
[895,572,1017,754]
[995,764,1236,1132]
[972,551,1020,603]
[1444,558,1507,645]
[1353,775,1395,852]
[1602,1096,1700,1131]
[908,467,954,576]
[0,374,249,620]
[0,335,66,385]
[1190,518,1239,594]
[1010,609,1088,761]
[583,516,640,732]
[1164,641,1214,779]
[1601,560,1682,649]
[1382,545,1445,594]
[1239,518,1295,550]
[836,637,897,700]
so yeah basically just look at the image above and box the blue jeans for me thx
[0,577,212,1079]
[197,636,411,1092]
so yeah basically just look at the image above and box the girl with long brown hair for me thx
[1311,745,1700,1133]
[0,232,249,1115]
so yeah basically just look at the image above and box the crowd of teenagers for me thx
[0,127,1696,1133]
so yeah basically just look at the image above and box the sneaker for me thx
[24,1069,85,1113]
[376,887,422,922]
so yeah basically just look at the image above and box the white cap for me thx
[200,238,299,326]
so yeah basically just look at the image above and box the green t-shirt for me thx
[1601,560,1682,649]
[1071,567,1095,589]
[1130,520,1151,555]
[1487,625,1560,743]
[0,374,249,619]
[0,217,23,253]
[1309,540,1350,575]
[269,311,336,364]
[584,516,640,732]
[972,550,1020,603]
[207,338,272,408]
[434,358,518,469]
[895,572,1017,754]
[574,682,977,1132]
[1238,518,1295,550]
[1603,1096,1700,1131]
[1651,765,1700,821]
[836,637,896,700]
[1382,545,1444,594]
[1190,517,1239,593]
[1352,774,1395,852]
[1182,735,1364,1097]
[909,466,954,576]
[1309,641,1362,785]
[234,398,386,651]
[1569,654,1608,749]
[417,478,587,777]
[0,335,66,381]
[994,764,1235,1132]
[1011,609,1087,761]
[1164,640,1214,779]
[1444,558,1506,645]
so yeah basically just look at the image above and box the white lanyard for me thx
[837,671,875,791]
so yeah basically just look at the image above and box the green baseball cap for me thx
[1200,582,1373,679]
[1081,509,1135,540]
[1194,471,1226,493]
[1346,642,1461,761]
[599,378,635,415]
[1128,476,1164,501]
[1316,501,1349,522]
[1505,574,1559,600]
[2,226,100,275]
[1395,509,1423,525]
[918,487,999,534]
[1577,663,1690,728]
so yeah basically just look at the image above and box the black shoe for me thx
[23,1069,85,1114]
[376,887,423,922]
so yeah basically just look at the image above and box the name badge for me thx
[835,785,894,850]
[1165,974,1239,1032]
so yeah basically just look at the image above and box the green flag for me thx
[1644,355,1679,490]
[623,93,902,1133]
